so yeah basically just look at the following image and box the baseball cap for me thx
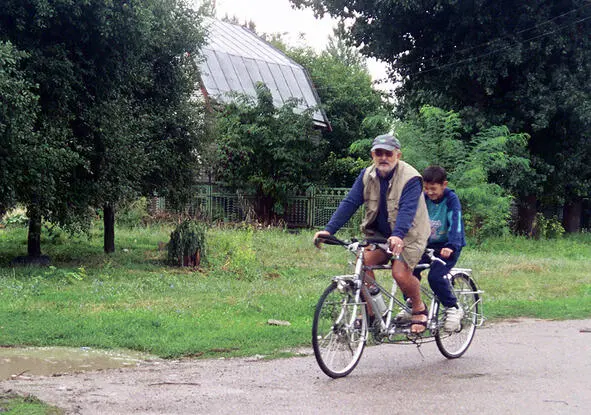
[371,134,401,152]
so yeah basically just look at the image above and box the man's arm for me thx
[324,170,365,235]
[391,176,422,239]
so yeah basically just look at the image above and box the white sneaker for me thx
[444,306,464,332]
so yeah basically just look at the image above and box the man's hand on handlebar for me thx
[388,236,404,258]
[313,230,331,249]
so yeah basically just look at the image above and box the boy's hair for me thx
[423,165,447,184]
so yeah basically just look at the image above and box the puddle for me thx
[0,346,158,380]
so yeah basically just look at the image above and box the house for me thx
[197,18,331,131]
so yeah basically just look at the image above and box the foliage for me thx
[321,152,370,187]
[290,0,591,226]
[398,105,534,240]
[396,106,468,174]
[116,198,150,228]
[286,41,391,186]
[0,0,208,252]
[0,40,79,223]
[213,83,320,220]
[167,220,207,266]
[1,207,28,227]
[533,213,565,239]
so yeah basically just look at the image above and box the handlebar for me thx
[314,235,447,267]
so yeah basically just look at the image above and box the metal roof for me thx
[198,18,330,130]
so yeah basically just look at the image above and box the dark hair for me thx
[423,165,447,184]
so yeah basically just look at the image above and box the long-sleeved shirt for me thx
[325,167,422,239]
[425,187,466,252]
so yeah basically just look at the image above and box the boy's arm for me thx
[445,191,464,251]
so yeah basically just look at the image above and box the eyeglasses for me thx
[374,149,394,158]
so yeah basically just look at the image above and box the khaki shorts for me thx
[363,229,425,269]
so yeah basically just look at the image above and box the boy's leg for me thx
[427,249,460,307]
[428,249,464,331]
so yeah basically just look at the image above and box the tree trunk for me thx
[104,203,115,253]
[254,191,275,223]
[562,198,582,233]
[515,194,537,236]
[27,205,42,257]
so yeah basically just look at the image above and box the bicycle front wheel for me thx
[312,282,367,378]
[435,273,479,358]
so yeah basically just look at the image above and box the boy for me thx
[396,165,466,332]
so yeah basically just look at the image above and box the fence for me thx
[151,184,364,229]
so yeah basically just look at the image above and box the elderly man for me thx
[314,133,430,333]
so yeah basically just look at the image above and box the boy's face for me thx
[424,181,447,201]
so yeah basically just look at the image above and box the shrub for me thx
[116,198,149,227]
[533,213,565,239]
[167,220,207,266]
[1,207,28,227]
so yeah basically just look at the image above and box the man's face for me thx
[371,148,401,176]
[424,181,447,201]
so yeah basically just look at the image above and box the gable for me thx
[198,18,330,130]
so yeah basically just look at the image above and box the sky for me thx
[192,0,391,89]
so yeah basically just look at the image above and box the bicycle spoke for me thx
[312,283,367,378]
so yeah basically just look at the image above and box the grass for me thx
[0,223,590,360]
[0,393,62,414]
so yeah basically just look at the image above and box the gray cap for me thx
[371,134,401,152]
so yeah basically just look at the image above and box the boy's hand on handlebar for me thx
[440,247,453,259]
[388,236,404,257]
[313,230,331,249]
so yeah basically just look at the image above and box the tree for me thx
[286,36,391,186]
[290,0,591,232]
[1,0,207,255]
[214,83,320,221]
[398,106,534,240]
[0,40,81,257]
[0,41,39,216]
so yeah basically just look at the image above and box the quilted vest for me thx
[360,161,430,268]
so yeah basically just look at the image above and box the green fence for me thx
[151,184,364,229]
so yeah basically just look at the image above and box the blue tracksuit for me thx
[414,188,466,307]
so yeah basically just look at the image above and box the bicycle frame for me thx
[334,242,484,341]
[313,234,485,378]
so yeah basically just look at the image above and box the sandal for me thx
[410,304,428,334]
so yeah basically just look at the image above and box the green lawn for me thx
[0,223,590,359]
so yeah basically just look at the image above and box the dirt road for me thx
[2,318,590,414]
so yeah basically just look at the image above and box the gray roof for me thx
[198,18,330,130]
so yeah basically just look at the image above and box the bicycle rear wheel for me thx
[312,282,367,378]
[435,273,479,358]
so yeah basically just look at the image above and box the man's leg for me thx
[392,260,427,333]
[362,249,389,319]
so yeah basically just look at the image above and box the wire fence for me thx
[150,183,364,229]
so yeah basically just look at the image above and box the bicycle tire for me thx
[312,282,367,378]
[435,273,479,359]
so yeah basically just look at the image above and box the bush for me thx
[1,207,28,227]
[167,220,207,266]
[116,198,149,227]
[533,213,565,239]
